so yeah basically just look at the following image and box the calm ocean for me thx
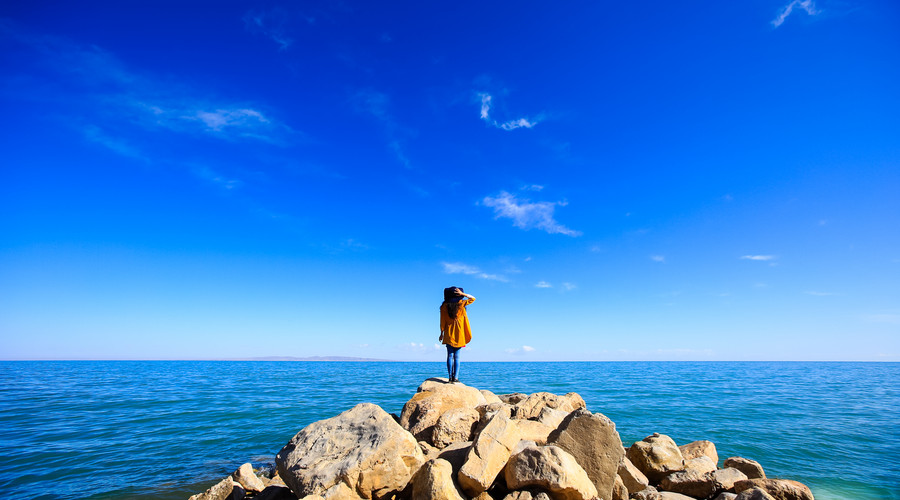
[0,361,897,500]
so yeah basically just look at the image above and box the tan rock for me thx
[189,477,244,500]
[481,389,503,404]
[683,456,718,475]
[617,455,650,493]
[631,486,660,500]
[437,441,472,472]
[659,469,717,499]
[513,392,586,420]
[432,407,481,448]
[411,459,466,500]
[612,474,629,500]
[659,493,697,500]
[458,413,523,496]
[420,440,441,462]
[626,433,685,483]
[724,457,766,480]
[503,444,598,500]
[714,468,749,492]
[233,463,266,493]
[319,482,363,500]
[679,440,718,465]
[735,487,776,500]
[401,381,488,444]
[276,403,424,500]
[471,492,495,500]
[503,491,552,500]
[498,392,529,404]
[734,479,814,500]
[536,406,570,429]
[515,419,554,445]
[546,408,624,500]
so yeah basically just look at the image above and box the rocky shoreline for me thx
[189,378,814,500]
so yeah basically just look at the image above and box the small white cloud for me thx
[478,92,540,131]
[561,282,577,291]
[522,184,544,191]
[482,191,581,236]
[535,281,552,288]
[243,9,293,49]
[441,262,507,282]
[193,108,270,132]
[651,255,665,263]
[400,342,429,352]
[772,0,818,28]
[741,255,777,261]
[505,345,536,355]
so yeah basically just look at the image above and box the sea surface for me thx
[0,361,897,500]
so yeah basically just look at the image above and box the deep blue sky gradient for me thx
[1,1,898,360]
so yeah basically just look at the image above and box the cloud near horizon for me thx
[505,345,536,355]
[482,191,581,236]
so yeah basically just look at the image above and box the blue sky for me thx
[1,1,898,361]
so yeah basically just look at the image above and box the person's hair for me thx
[442,287,465,320]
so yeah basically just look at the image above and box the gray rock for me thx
[498,392,529,404]
[276,403,423,500]
[713,468,749,492]
[547,408,624,500]
[659,469,717,499]
[713,493,738,500]
[723,457,766,480]
[631,486,660,500]
[683,456,717,475]
[432,407,480,448]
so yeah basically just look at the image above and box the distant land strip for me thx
[224,356,394,362]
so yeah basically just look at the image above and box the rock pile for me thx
[188,379,814,500]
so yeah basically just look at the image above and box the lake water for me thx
[0,361,897,499]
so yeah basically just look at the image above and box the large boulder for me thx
[679,440,718,465]
[513,392,586,420]
[617,456,650,493]
[515,419,555,445]
[401,380,487,444]
[503,444,598,500]
[458,413,524,496]
[536,406,570,429]
[547,408,624,500]
[189,477,244,500]
[410,459,466,500]
[432,407,480,448]
[480,389,503,404]
[626,433,685,483]
[724,457,766,480]
[734,479,814,500]
[276,403,424,500]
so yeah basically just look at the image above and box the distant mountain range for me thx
[226,356,393,362]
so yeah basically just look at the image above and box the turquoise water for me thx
[0,362,897,499]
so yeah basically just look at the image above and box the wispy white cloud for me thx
[522,184,544,191]
[482,191,581,236]
[243,9,297,50]
[478,92,541,131]
[535,281,552,288]
[190,165,242,190]
[651,255,665,263]
[561,282,576,291]
[351,89,414,169]
[741,255,777,261]
[505,345,536,355]
[82,125,148,162]
[441,262,508,282]
[772,0,818,28]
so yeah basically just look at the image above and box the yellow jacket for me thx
[440,297,475,348]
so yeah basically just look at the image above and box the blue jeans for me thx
[446,345,461,380]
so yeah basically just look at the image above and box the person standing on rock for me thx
[439,286,475,383]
